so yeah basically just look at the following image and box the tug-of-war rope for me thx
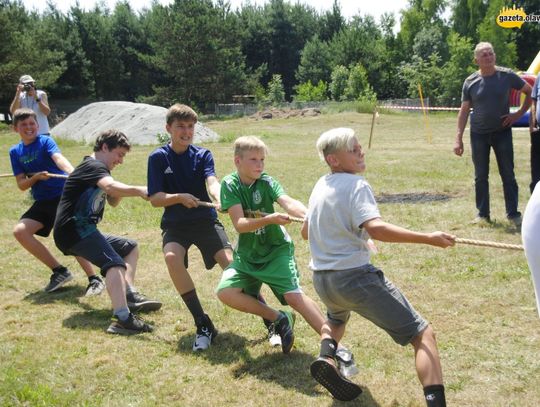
[0,172,68,179]
[198,201,524,251]
[0,178,523,251]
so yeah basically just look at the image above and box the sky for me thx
[20,0,411,23]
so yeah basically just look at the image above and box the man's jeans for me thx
[470,128,520,219]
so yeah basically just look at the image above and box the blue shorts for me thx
[65,231,137,277]
[312,264,428,345]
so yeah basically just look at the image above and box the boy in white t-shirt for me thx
[302,128,455,404]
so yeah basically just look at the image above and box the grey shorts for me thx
[312,264,428,345]
[66,231,137,277]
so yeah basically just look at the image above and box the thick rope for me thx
[1,172,68,179]
[455,237,523,251]
[198,201,524,250]
[197,201,304,222]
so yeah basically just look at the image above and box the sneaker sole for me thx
[106,325,153,335]
[310,359,362,401]
[127,301,163,313]
[44,274,74,293]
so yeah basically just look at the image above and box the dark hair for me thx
[166,103,198,125]
[93,129,131,152]
[13,108,37,126]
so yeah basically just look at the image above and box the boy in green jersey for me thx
[216,136,328,354]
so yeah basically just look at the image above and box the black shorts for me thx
[20,197,61,237]
[162,218,232,269]
[66,231,137,277]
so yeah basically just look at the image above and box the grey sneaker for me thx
[336,347,359,378]
[106,313,153,335]
[126,291,162,313]
[508,214,522,227]
[471,216,491,225]
[44,269,74,292]
[275,310,295,354]
[193,315,218,351]
[85,278,105,296]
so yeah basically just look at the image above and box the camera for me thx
[23,83,33,91]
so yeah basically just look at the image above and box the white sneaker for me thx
[192,316,217,351]
[267,323,282,347]
[85,279,105,296]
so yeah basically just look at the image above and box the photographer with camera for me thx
[10,75,51,135]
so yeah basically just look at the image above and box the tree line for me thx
[1,0,539,111]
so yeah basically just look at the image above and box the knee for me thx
[283,292,302,308]
[413,325,437,347]
[163,251,179,266]
[217,288,233,304]
[13,223,30,241]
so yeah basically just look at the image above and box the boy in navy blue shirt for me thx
[148,104,232,351]
[9,108,103,295]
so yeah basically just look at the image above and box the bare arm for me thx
[97,176,147,207]
[454,101,470,157]
[148,191,200,208]
[301,219,308,240]
[206,175,222,210]
[502,82,532,127]
[362,218,455,248]
[14,172,49,191]
[37,92,51,116]
[276,194,307,218]
[228,203,291,234]
[51,153,74,174]
[9,85,22,114]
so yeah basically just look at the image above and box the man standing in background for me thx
[10,74,51,136]
[454,42,532,226]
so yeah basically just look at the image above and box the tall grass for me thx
[0,112,538,406]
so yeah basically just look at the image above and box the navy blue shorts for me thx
[66,231,137,277]
[162,218,231,269]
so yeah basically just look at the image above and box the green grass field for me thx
[1,112,539,406]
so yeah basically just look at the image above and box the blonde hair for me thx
[474,42,494,57]
[233,136,268,157]
[316,128,357,161]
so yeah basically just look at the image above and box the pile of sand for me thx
[51,101,219,145]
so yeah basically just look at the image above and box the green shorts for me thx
[216,254,302,305]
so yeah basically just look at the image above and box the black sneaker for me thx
[106,313,153,335]
[193,314,218,351]
[310,357,363,401]
[126,291,162,313]
[44,269,74,292]
[275,310,295,354]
